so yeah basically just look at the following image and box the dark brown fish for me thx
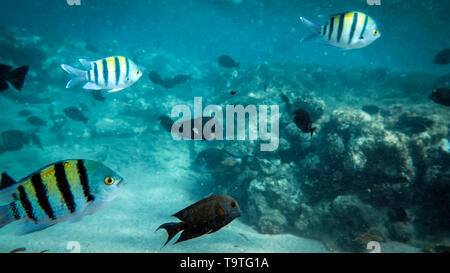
[430,88,450,106]
[18,109,33,117]
[157,195,241,247]
[434,49,450,65]
[63,106,89,123]
[0,130,27,152]
[149,71,163,85]
[159,115,219,140]
[27,116,46,127]
[230,90,237,95]
[362,105,380,115]
[149,71,191,89]
[293,109,316,136]
[92,90,105,102]
[218,55,239,68]
[9,247,26,253]
[0,64,28,92]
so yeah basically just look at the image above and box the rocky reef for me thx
[201,63,450,252]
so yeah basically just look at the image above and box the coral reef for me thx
[201,62,449,252]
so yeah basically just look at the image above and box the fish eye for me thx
[374,30,379,35]
[105,177,115,185]
[230,201,236,208]
[136,70,140,74]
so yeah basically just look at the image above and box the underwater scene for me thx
[0,0,449,254]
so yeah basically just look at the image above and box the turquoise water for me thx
[0,0,448,253]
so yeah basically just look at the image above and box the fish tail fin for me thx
[300,17,322,34]
[60,64,87,88]
[311,127,316,137]
[0,204,15,229]
[300,17,322,42]
[7,66,29,91]
[156,222,184,247]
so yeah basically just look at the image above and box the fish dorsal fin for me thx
[79,59,92,69]
[0,172,17,190]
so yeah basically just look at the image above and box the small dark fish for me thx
[149,71,163,85]
[92,90,106,102]
[157,195,241,247]
[194,149,252,173]
[389,207,409,222]
[396,113,434,134]
[40,249,49,253]
[293,109,316,136]
[159,115,218,140]
[9,248,26,253]
[158,115,175,133]
[1,130,27,152]
[171,74,191,85]
[63,106,89,123]
[27,116,46,127]
[218,55,239,68]
[0,64,29,91]
[149,71,191,89]
[239,233,248,241]
[362,105,380,115]
[430,88,450,106]
[18,110,33,117]
[434,49,450,65]
[230,90,237,95]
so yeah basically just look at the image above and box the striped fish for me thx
[300,11,381,49]
[61,56,142,92]
[0,159,124,234]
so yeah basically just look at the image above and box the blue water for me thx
[0,0,448,253]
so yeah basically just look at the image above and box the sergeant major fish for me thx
[300,11,381,49]
[61,56,142,92]
[0,159,124,234]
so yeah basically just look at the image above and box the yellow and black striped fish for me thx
[61,56,142,92]
[300,11,381,49]
[0,159,124,234]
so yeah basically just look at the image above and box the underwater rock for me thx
[362,105,380,115]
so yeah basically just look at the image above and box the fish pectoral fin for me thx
[107,88,124,93]
[82,82,102,90]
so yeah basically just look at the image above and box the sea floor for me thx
[0,137,420,253]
